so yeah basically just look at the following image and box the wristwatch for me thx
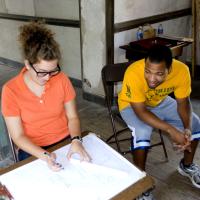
[71,136,83,143]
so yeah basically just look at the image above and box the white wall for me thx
[0,0,82,80]
[81,0,106,97]
[81,0,193,97]
[0,0,6,12]
[0,0,196,97]
[4,0,35,15]
[114,0,191,23]
[2,0,79,19]
[0,19,24,62]
[114,0,192,64]
[50,25,81,79]
[34,0,79,20]
[115,16,192,63]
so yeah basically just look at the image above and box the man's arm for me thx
[176,97,191,130]
[131,102,187,146]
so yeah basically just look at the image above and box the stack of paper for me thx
[0,133,146,200]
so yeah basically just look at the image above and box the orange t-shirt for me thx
[1,67,76,146]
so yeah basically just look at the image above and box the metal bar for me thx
[192,0,196,78]
[114,8,191,33]
[0,13,80,28]
[106,0,114,64]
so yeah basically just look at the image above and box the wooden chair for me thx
[101,62,168,159]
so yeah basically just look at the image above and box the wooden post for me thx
[192,0,196,78]
[106,0,114,64]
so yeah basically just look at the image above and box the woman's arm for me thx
[4,116,62,171]
[64,99,91,161]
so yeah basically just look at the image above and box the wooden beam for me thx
[0,13,80,28]
[192,0,197,78]
[106,0,114,64]
[78,0,84,86]
[114,8,191,33]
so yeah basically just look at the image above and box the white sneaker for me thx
[178,159,200,189]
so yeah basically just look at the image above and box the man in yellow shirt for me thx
[118,45,200,197]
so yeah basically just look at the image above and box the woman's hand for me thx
[44,152,64,171]
[67,140,91,162]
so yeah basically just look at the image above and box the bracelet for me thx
[43,152,51,161]
[71,136,83,143]
[43,152,64,169]
[44,152,50,157]
[43,151,51,160]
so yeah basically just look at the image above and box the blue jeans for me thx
[18,149,31,161]
[120,96,200,150]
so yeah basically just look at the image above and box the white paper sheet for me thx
[0,133,146,200]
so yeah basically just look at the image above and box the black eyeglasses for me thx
[30,63,61,77]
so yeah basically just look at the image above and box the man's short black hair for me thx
[145,44,172,69]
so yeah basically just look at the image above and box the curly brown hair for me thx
[18,21,61,64]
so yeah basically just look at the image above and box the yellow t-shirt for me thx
[118,59,191,111]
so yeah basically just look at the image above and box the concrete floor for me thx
[0,62,200,199]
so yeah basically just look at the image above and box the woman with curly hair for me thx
[1,21,90,171]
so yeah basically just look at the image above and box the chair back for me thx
[101,62,132,110]
[101,62,133,154]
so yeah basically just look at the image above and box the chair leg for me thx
[106,132,122,153]
[2,118,18,163]
[108,115,122,153]
[114,132,122,153]
[106,129,132,155]
[159,130,168,160]
[7,134,18,163]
